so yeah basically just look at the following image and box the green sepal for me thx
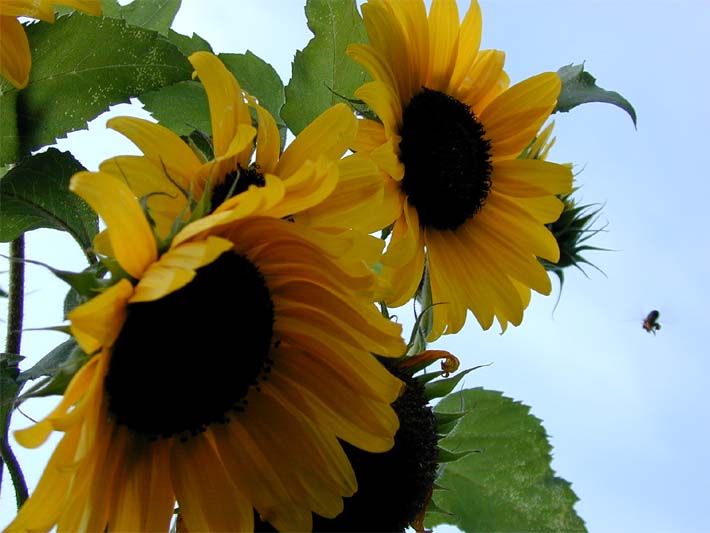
[282,0,368,135]
[8,12,192,158]
[408,266,434,355]
[424,367,476,402]
[437,446,477,464]
[0,149,97,256]
[14,256,110,302]
[541,191,609,303]
[416,370,445,386]
[406,303,437,358]
[435,410,465,435]
[16,341,90,403]
[555,63,637,127]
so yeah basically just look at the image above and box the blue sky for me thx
[2,1,709,531]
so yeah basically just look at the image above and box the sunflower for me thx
[5,144,406,531]
[100,50,384,244]
[0,0,101,89]
[346,0,573,338]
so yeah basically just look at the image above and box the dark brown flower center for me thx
[210,165,266,212]
[105,251,275,439]
[399,88,493,231]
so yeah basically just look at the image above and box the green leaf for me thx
[426,388,586,532]
[167,29,213,56]
[8,12,192,156]
[282,0,368,135]
[18,339,77,382]
[140,80,211,136]
[0,149,97,253]
[118,0,181,35]
[555,63,637,127]
[16,342,90,402]
[220,51,286,131]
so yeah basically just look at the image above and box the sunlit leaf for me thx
[6,12,192,156]
[282,0,368,135]
[168,29,213,56]
[140,80,210,136]
[426,388,586,532]
[220,51,286,140]
[556,63,637,127]
[0,149,97,253]
[117,0,181,34]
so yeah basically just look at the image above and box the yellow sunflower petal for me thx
[269,368,399,453]
[448,0,482,92]
[355,80,402,138]
[14,355,101,449]
[0,0,54,21]
[276,103,356,179]
[347,43,400,100]
[297,154,396,233]
[69,280,133,354]
[248,98,281,174]
[382,202,426,307]
[464,218,552,295]
[351,118,388,153]
[109,438,174,532]
[371,133,405,181]
[0,16,30,89]
[212,422,313,532]
[426,229,492,336]
[4,428,82,532]
[56,0,101,16]
[239,387,355,518]
[106,117,202,190]
[480,72,561,158]
[479,191,560,262]
[171,434,253,532]
[491,158,573,197]
[456,49,507,114]
[360,0,412,101]
[513,195,565,224]
[264,157,338,219]
[386,0,429,88]
[189,51,250,161]
[426,0,460,91]
[100,155,191,239]
[130,236,233,303]
[70,171,157,278]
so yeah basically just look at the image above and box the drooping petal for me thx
[131,236,233,303]
[189,51,251,162]
[69,280,133,354]
[171,434,254,532]
[70,171,157,278]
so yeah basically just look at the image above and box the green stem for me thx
[1,236,29,508]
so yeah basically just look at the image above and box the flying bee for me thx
[642,310,661,335]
